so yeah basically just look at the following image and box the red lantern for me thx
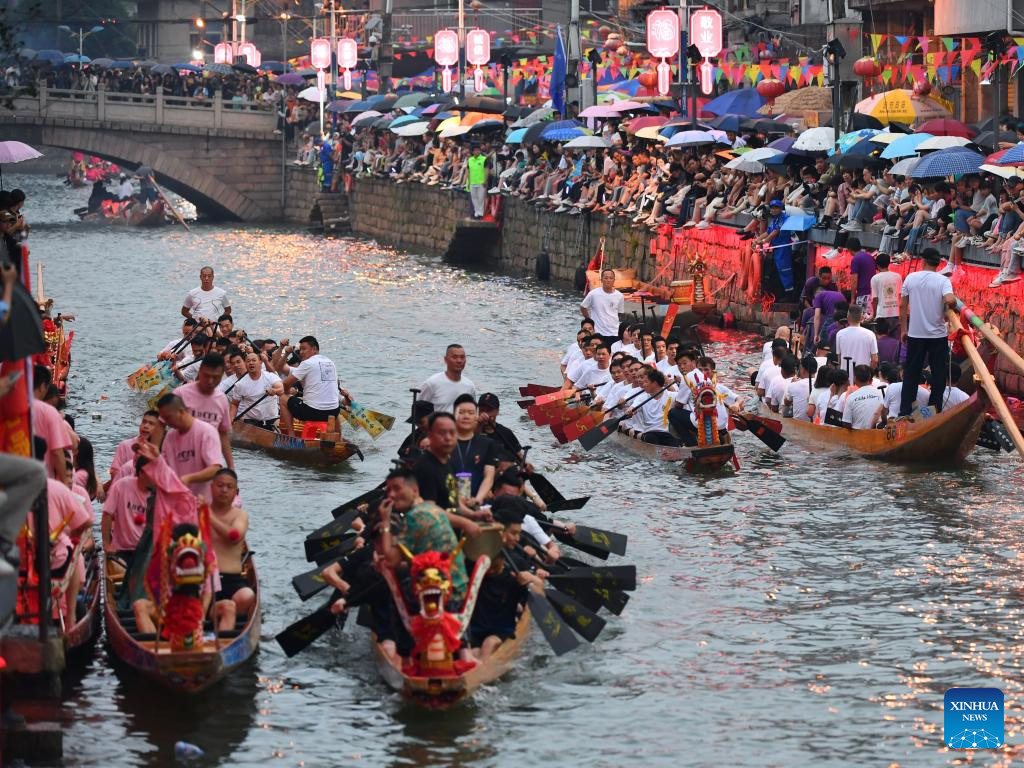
[598,25,612,39]
[913,80,932,97]
[756,77,785,110]
[638,70,658,93]
[852,56,882,79]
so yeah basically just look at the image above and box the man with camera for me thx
[273,335,343,436]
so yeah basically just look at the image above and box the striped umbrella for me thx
[908,147,985,178]
[994,142,1024,165]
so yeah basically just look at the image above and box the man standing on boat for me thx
[419,344,477,415]
[156,393,225,502]
[181,266,231,322]
[176,353,234,470]
[275,336,341,436]
[580,269,625,347]
[898,248,955,417]
[229,352,284,429]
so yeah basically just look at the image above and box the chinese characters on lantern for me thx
[434,29,459,93]
[466,29,490,93]
[646,8,679,97]
[310,37,331,97]
[338,37,358,91]
[690,8,722,96]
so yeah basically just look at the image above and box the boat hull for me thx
[610,429,736,472]
[104,559,261,693]
[778,393,987,464]
[63,547,103,654]
[372,609,530,709]
[231,421,361,467]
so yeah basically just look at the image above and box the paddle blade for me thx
[548,565,637,592]
[551,580,604,611]
[533,389,573,406]
[549,420,569,444]
[311,537,358,566]
[516,398,534,409]
[365,409,396,431]
[525,590,580,656]
[564,412,604,442]
[526,472,565,507]
[546,496,590,513]
[555,525,627,557]
[545,589,606,642]
[275,596,345,657]
[578,415,623,451]
[736,414,786,452]
[520,384,562,397]
[292,562,334,601]
[660,302,680,339]
[304,531,356,562]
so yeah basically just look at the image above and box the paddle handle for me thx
[955,299,1024,380]
[947,309,1024,459]
[233,392,272,422]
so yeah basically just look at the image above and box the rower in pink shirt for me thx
[156,394,225,502]
[31,365,73,482]
[176,352,234,470]
[108,410,163,483]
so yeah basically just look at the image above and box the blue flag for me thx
[551,25,567,116]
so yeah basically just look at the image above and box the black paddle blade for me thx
[525,590,580,656]
[547,496,590,513]
[552,580,604,612]
[306,506,363,542]
[275,594,346,658]
[526,472,565,507]
[292,561,336,601]
[570,525,627,557]
[516,398,534,409]
[312,537,358,566]
[547,565,637,592]
[544,589,607,642]
[592,586,630,615]
[329,487,385,520]
[304,531,356,562]
[578,416,623,451]
[736,414,786,452]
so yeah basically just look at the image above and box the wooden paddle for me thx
[532,388,579,406]
[232,392,272,422]
[954,299,1024,378]
[516,547,628,616]
[276,593,341,657]
[519,384,562,397]
[501,550,579,656]
[731,412,786,452]
[153,181,190,232]
[537,520,627,557]
[546,564,637,592]
[292,560,342,601]
[304,529,358,563]
[305,505,366,544]
[578,385,672,451]
[660,302,679,339]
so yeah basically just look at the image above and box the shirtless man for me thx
[207,469,255,632]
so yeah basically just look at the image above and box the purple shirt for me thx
[813,290,846,323]
[876,335,907,365]
[850,250,876,298]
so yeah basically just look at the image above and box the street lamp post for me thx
[458,0,465,99]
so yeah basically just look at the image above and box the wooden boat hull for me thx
[231,421,361,467]
[372,609,530,709]
[610,429,736,472]
[778,392,986,464]
[104,559,261,693]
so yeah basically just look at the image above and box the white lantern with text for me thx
[310,37,332,70]
[466,28,490,93]
[646,8,680,96]
[237,42,259,68]
[689,8,722,96]
[434,29,459,92]
[338,37,358,91]
[214,42,233,65]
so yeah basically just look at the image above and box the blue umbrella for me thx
[203,62,233,75]
[326,100,353,113]
[994,142,1024,165]
[33,49,65,65]
[766,135,812,158]
[260,60,290,74]
[831,128,880,155]
[545,127,588,141]
[908,147,985,178]
[702,88,766,117]
[781,212,817,231]
[433,111,454,121]
[540,119,587,139]
[63,53,90,64]
[109,59,134,69]
[708,114,743,132]
[389,115,423,128]
[343,100,371,113]
[172,63,202,73]
[880,133,934,159]
[506,127,528,144]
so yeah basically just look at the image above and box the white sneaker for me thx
[1003,275,1021,284]
[683,221,696,228]
[822,248,839,259]
[841,221,863,232]
[488,187,500,194]
[989,275,1005,288]
[939,262,954,276]
[695,221,711,229]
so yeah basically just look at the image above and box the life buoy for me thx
[536,252,551,281]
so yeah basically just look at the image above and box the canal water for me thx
[13,174,1024,767]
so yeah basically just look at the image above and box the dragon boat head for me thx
[167,523,208,588]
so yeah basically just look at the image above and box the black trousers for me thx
[900,336,949,416]
[667,407,697,446]
[640,430,682,446]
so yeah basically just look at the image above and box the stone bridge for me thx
[0,87,290,221]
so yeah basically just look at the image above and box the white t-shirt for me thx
[118,179,134,198]
[761,340,774,362]
[613,342,641,358]
[834,325,878,369]
[756,360,781,392]
[942,386,969,409]
[178,354,200,383]
[573,365,612,390]
[230,370,282,421]
[160,336,190,362]
[784,377,813,421]
[814,389,834,422]
[841,385,884,429]
[870,270,902,319]
[566,356,595,383]
[419,370,477,415]
[290,353,340,410]
[881,381,929,418]
[901,270,953,339]
[628,390,672,433]
[673,369,705,409]
[218,374,238,393]
[183,286,230,321]
[807,386,830,420]
[765,374,789,410]
[690,383,740,427]
[580,288,625,336]
[561,342,583,368]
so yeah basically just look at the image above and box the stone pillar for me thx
[155,91,163,124]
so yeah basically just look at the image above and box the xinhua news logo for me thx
[944,688,1004,749]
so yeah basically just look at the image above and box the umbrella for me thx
[869,132,905,145]
[577,105,619,119]
[204,62,234,75]
[449,95,506,114]
[908,147,985,178]
[393,122,430,137]
[974,130,1017,150]
[108,60,134,69]
[916,135,972,152]
[0,140,43,188]
[635,126,668,142]
[469,119,504,133]
[724,156,766,173]
[366,95,399,111]
[275,72,306,86]
[371,115,395,129]
[33,49,65,65]
[336,91,362,100]
[780,212,817,231]
[342,100,371,114]
[848,113,885,131]
[511,106,555,127]
[389,115,423,129]
[440,124,472,139]
[708,114,743,132]
[351,110,383,126]
[89,57,113,68]
[546,127,589,141]
[233,62,257,74]
[879,133,934,159]
[607,100,648,112]
[835,129,880,154]
[538,119,587,139]
[435,116,461,133]
[325,100,353,113]
[757,86,832,115]
[260,61,289,74]
[994,143,1024,165]
[664,118,711,129]
[421,103,443,115]
[917,118,976,138]
[702,88,766,117]
[793,127,835,152]
[150,64,176,76]
[563,135,611,149]
[665,130,721,148]
[63,53,90,64]
[889,156,922,176]
[740,118,792,135]
[855,90,950,124]
[742,147,784,162]
[980,163,1024,179]
[299,86,330,103]
[171,63,202,73]
[627,116,667,133]
[827,152,884,169]
[506,127,528,144]
[393,92,429,109]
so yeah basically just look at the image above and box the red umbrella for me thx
[917,118,977,138]
[986,148,1010,164]
[626,116,668,133]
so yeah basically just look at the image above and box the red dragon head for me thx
[407,549,455,620]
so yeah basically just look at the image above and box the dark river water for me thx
[12,174,1024,767]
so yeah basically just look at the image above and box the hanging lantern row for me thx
[645,8,678,97]
[213,40,261,67]
[434,28,459,92]
[690,7,723,96]
[756,77,785,110]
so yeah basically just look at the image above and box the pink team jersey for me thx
[31,400,72,477]
[44,478,92,570]
[177,382,231,434]
[109,436,137,480]
[160,419,225,501]
[103,476,150,551]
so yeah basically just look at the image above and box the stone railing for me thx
[4,85,277,133]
